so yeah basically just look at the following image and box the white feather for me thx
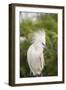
[27,30,46,75]
[32,30,45,44]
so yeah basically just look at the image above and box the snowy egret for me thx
[27,30,46,76]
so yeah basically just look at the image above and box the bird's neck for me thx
[33,44,43,57]
[33,42,44,52]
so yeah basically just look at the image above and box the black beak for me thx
[42,42,46,48]
[42,42,49,52]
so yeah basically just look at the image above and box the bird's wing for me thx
[27,45,45,75]
[27,45,36,75]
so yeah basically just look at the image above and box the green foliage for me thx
[20,13,58,77]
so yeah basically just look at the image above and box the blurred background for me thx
[19,12,58,77]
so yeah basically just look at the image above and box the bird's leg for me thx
[41,73,43,76]
[30,71,31,76]
[30,71,33,77]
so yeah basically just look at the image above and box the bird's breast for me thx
[29,44,43,61]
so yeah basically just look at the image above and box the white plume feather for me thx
[32,30,45,45]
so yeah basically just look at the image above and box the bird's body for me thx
[27,30,46,76]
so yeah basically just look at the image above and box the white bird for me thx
[27,30,46,76]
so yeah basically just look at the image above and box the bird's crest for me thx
[32,30,45,44]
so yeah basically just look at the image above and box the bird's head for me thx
[32,30,46,48]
